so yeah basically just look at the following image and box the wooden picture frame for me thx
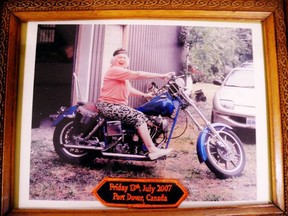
[1,0,287,215]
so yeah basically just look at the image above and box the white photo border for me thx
[17,19,269,209]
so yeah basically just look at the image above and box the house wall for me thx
[127,25,184,107]
[75,25,125,103]
[74,24,184,107]
[88,25,106,102]
[73,25,96,103]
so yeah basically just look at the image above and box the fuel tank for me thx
[137,93,175,116]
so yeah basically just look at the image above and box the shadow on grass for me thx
[233,128,256,145]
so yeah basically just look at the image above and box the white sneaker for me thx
[149,148,173,160]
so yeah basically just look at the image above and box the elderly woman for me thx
[97,48,173,160]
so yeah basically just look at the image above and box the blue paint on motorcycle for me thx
[196,128,209,163]
[137,92,175,116]
[52,105,78,126]
[196,123,232,163]
[165,99,181,149]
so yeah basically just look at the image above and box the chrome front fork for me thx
[181,92,231,150]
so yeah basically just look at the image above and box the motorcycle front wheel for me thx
[204,127,246,179]
[53,118,95,164]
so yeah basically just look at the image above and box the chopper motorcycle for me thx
[52,75,246,179]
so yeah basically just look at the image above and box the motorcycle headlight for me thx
[220,99,234,110]
[175,77,186,89]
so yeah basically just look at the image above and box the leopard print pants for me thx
[97,102,147,128]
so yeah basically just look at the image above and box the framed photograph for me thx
[18,20,267,208]
[1,0,287,215]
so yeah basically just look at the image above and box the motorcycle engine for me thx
[149,115,169,132]
[104,118,168,154]
[148,115,169,147]
[115,143,130,154]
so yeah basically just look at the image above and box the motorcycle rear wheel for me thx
[53,118,95,164]
[204,128,246,179]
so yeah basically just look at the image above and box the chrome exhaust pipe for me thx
[63,144,103,151]
[102,152,147,159]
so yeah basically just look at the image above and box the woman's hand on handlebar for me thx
[161,72,175,81]
[143,92,155,99]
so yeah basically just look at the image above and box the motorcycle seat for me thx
[78,104,98,118]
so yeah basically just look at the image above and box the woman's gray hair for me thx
[110,54,130,68]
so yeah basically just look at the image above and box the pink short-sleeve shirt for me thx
[98,66,141,105]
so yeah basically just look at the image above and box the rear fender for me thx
[196,123,232,163]
[52,105,78,126]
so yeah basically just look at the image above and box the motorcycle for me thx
[52,75,246,179]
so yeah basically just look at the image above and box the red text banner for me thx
[92,177,188,208]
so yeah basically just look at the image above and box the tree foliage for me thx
[179,26,253,82]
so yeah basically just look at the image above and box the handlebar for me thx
[154,74,188,96]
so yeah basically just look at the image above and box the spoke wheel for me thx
[205,128,246,179]
[53,118,95,164]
